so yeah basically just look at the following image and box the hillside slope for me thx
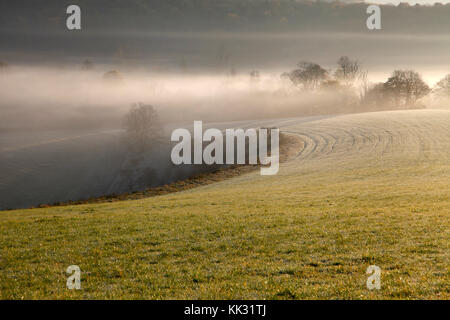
[0,109,449,299]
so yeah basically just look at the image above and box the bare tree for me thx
[288,61,328,90]
[384,70,430,107]
[81,59,94,70]
[103,70,123,83]
[364,82,390,107]
[335,56,361,86]
[433,74,450,98]
[123,103,162,152]
[250,70,260,82]
[358,69,370,104]
[216,45,231,71]
[320,79,342,90]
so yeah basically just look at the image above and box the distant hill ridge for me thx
[1,0,450,34]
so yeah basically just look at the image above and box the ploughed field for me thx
[0,109,449,299]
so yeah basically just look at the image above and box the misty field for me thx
[0,109,449,299]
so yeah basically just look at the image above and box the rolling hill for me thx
[0,109,449,299]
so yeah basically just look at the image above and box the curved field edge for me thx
[0,109,449,299]
[25,133,304,209]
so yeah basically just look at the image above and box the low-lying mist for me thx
[0,65,360,133]
[1,62,449,209]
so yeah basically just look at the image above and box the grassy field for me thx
[1,109,449,299]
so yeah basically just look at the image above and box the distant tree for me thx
[250,70,260,82]
[287,61,328,90]
[320,79,342,90]
[321,78,359,110]
[0,61,8,70]
[433,74,450,97]
[334,56,361,86]
[81,59,94,70]
[363,82,390,107]
[358,69,370,104]
[384,70,430,107]
[123,103,162,152]
[103,70,123,83]
[216,45,231,70]
[280,72,290,81]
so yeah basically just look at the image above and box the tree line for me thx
[2,0,450,33]
[281,56,449,110]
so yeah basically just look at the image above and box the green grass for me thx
[1,110,449,299]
